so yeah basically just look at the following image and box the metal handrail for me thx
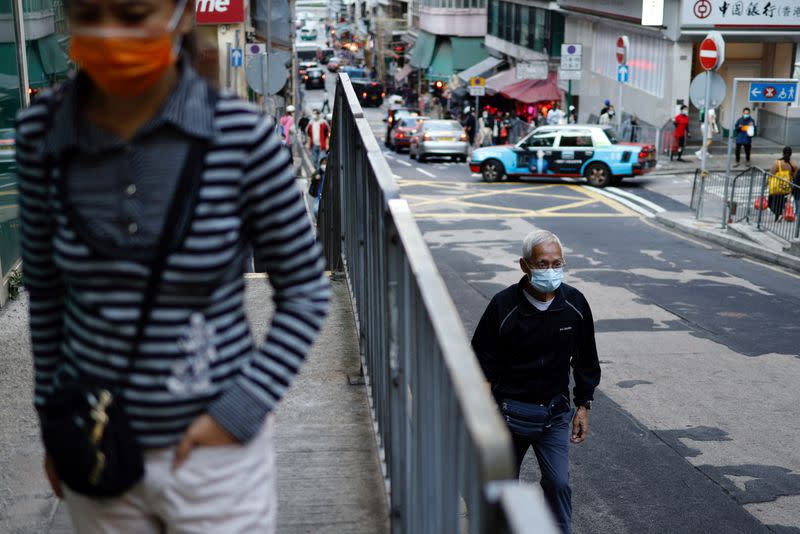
[748,170,800,241]
[318,73,558,533]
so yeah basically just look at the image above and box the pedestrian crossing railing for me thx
[317,73,559,534]
[691,167,800,245]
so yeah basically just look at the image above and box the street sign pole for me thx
[723,77,798,228]
[265,0,273,112]
[700,70,712,173]
[615,36,628,129]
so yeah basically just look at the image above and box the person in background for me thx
[478,109,494,147]
[547,103,565,125]
[279,105,296,165]
[463,106,477,147]
[629,115,639,142]
[599,99,611,117]
[793,165,800,215]
[499,112,512,144]
[671,105,689,162]
[321,90,331,114]
[598,105,615,126]
[695,107,718,159]
[297,111,310,144]
[18,0,329,531]
[535,110,546,127]
[734,107,756,167]
[568,105,577,124]
[767,146,797,222]
[306,109,330,168]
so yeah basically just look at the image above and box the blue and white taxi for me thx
[468,125,656,187]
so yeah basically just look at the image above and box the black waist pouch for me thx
[41,384,144,498]
[500,395,570,440]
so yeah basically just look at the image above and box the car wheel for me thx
[585,163,612,187]
[481,159,505,182]
[610,176,624,185]
[459,155,468,163]
[418,153,426,163]
[410,149,417,160]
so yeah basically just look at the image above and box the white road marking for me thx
[607,186,666,212]
[416,167,436,178]
[395,158,412,167]
[591,187,655,218]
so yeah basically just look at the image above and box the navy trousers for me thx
[511,409,573,534]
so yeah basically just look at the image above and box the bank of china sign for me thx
[196,0,245,25]
[681,0,800,27]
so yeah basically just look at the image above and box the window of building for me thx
[513,4,521,45]
[591,25,667,98]
[488,0,499,35]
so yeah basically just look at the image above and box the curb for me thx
[653,213,800,274]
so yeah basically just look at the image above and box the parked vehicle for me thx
[384,108,420,146]
[296,43,321,63]
[390,116,428,152]
[317,47,335,64]
[351,79,384,107]
[468,125,657,186]
[298,60,319,77]
[340,66,367,79]
[300,27,318,41]
[304,67,326,89]
[409,120,469,163]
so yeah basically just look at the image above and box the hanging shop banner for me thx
[680,0,800,28]
[196,0,245,25]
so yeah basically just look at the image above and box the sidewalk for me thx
[639,152,800,274]
[0,277,389,534]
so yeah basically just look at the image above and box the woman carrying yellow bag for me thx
[768,147,797,222]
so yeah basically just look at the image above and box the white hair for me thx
[522,230,564,262]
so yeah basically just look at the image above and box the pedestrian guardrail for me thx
[318,73,559,534]
[0,157,20,305]
[691,167,800,245]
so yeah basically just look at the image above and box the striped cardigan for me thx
[17,88,330,447]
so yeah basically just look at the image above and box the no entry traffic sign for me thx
[616,35,629,65]
[698,31,725,71]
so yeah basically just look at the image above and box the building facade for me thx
[557,0,800,143]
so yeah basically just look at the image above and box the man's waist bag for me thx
[500,395,570,440]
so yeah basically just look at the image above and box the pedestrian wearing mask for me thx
[767,146,798,222]
[734,107,756,167]
[306,109,330,168]
[671,105,689,162]
[598,105,615,126]
[17,1,330,532]
[695,107,718,159]
[472,230,600,534]
[279,105,296,164]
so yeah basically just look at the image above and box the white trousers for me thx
[63,417,276,534]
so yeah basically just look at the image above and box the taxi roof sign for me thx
[469,77,486,87]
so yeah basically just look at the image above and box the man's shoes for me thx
[734,162,741,167]
[676,157,685,162]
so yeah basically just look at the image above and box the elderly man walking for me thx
[471,230,601,534]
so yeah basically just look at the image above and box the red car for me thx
[390,116,427,151]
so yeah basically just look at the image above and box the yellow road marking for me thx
[414,212,633,220]
[0,191,17,196]
[536,198,598,214]
[569,185,638,217]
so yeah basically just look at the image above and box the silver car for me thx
[409,120,469,163]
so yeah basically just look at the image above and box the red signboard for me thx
[616,36,628,65]
[699,38,718,70]
[195,0,245,25]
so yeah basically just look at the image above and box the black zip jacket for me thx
[471,277,601,406]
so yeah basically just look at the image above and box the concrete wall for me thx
[418,8,486,36]
[565,16,691,128]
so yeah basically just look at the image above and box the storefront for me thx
[195,0,248,98]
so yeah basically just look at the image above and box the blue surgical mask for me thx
[743,114,750,119]
[529,268,564,294]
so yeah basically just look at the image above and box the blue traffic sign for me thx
[748,82,797,103]
[231,48,243,68]
[617,65,629,84]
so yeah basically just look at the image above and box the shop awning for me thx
[427,40,453,82]
[409,30,436,69]
[485,67,517,94]
[451,37,489,71]
[457,56,503,83]
[394,64,412,82]
[500,72,564,104]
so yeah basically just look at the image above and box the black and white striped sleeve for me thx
[208,114,330,442]
[16,103,65,412]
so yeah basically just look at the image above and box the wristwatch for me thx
[576,400,592,410]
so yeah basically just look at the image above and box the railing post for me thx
[696,172,707,220]
[756,172,766,230]
[744,168,755,223]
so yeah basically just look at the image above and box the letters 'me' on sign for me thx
[196,0,245,25]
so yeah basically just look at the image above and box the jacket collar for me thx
[514,275,565,315]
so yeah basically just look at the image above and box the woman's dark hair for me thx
[782,146,792,161]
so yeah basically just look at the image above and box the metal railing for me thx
[318,74,558,534]
[691,167,800,243]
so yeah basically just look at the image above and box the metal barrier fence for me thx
[0,156,20,302]
[318,74,558,534]
[690,167,800,243]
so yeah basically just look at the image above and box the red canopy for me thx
[500,72,563,104]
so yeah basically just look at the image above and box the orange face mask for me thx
[69,1,186,96]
